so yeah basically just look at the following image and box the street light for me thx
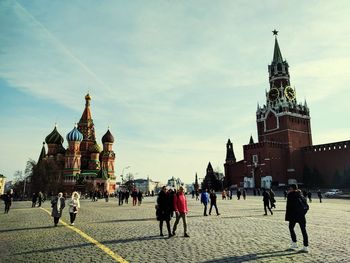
[121,166,131,186]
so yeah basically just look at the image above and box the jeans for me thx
[209,203,219,215]
[173,212,187,234]
[70,213,77,224]
[289,221,308,246]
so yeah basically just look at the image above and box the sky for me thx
[0,0,350,184]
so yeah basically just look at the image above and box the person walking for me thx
[137,190,143,205]
[262,189,273,215]
[38,191,43,207]
[269,189,276,209]
[284,190,288,200]
[237,189,242,200]
[3,191,12,214]
[195,190,199,201]
[242,189,247,200]
[172,186,190,237]
[32,193,37,208]
[317,190,322,203]
[156,186,173,238]
[209,190,220,216]
[285,184,309,253]
[221,190,226,200]
[307,190,312,203]
[118,190,124,206]
[104,191,109,202]
[201,189,210,216]
[125,190,129,204]
[131,188,138,206]
[51,192,66,227]
[68,191,80,226]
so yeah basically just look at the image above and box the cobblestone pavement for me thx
[1,194,349,263]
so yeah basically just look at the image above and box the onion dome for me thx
[66,126,83,142]
[89,141,102,153]
[101,129,114,144]
[45,126,64,144]
[57,144,66,154]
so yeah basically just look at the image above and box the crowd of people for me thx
[2,185,327,253]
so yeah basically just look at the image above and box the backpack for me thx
[298,195,309,215]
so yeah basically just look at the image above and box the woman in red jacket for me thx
[172,186,190,237]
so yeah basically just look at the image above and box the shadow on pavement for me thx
[0,225,54,233]
[201,249,300,263]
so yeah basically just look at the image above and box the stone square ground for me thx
[0,194,349,262]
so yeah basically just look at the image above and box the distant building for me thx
[0,175,6,195]
[167,176,183,190]
[33,94,117,194]
[225,32,350,188]
[133,177,161,195]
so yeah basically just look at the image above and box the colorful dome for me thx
[45,126,64,144]
[66,126,83,142]
[102,129,114,144]
[89,141,102,153]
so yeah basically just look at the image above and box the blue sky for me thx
[1,0,349,184]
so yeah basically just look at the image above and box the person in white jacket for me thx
[69,191,80,225]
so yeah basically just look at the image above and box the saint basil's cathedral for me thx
[37,93,116,193]
[224,31,350,189]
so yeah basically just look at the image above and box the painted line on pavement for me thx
[40,207,128,263]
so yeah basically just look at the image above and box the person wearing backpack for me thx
[285,184,309,253]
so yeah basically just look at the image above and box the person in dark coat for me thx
[209,190,220,216]
[3,191,12,214]
[269,189,276,208]
[284,190,288,200]
[32,193,37,208]
[125,190,129,204]
[137,190,143,205]
[38,191,43,207]
[242,189,247,200]
[285,184,309,253]
[236,189,241,200]
[118,190,124,206]
[317,190,322,203]
[156,186,173,237]
[307,190,312,203]
[262,189,273,215]
[51,192,66,227]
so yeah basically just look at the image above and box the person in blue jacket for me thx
[201,189,210,216]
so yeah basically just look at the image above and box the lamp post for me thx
[121,166,131,186]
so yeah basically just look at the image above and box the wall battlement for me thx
[302,140,350,153]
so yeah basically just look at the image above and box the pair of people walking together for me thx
[156,186,189,238]
[51,192,80,226]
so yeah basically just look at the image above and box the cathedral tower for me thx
[64,125,83,182]
[78,93,96,170]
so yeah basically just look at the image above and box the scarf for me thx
[57,197,62,211]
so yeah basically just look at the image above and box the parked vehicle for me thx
[324,189,343,198]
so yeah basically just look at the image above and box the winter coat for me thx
[156,191,172,221]
[285,190,307,223]
[262,191,270,203]
[174,192,188,214]
[51,197,65,218]
[201,192,210,204]
[68,198,80,214]
[209,192,217,204]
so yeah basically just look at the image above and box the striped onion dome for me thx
[66,126,83,142]
[45,126,64,144]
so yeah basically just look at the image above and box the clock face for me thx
[269,88,279,101]
[284,86,295,100]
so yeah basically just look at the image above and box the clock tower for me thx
[253,30,312,182]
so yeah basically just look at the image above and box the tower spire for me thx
[272,30,283,63]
